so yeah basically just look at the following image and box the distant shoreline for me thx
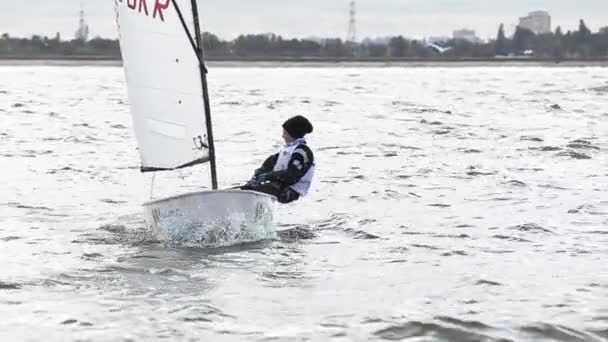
[2,56,608,67]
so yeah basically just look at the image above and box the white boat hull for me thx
[143,190,276,246]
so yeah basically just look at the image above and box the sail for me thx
[115,0,209,171]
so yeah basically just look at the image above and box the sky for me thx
[1,0,607,41]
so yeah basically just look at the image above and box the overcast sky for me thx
[1,0,606,40]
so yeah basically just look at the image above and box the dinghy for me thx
[115,0,276,244]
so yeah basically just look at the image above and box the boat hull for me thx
[143,190,276,246]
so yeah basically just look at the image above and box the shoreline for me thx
[1,56,608,68]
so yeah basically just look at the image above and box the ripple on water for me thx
[373,320,504,342]
[507,223,553,234]
[493,235,532,243]
[467,170,498,177]
[457,148,482,154]
[520,136,544,142]
[589,84,608,93]
[567,204,602,215]
[312,213,350,230]
[504,180,527,187]
[436,316,494,330]
[530,146,562,152]
[343,228,381,240]
[555,151,592,160]
[433,129,452,135]
[567,140,600,151]
[420,119,443,126]
[427,203,451,208]
[538,184,569,191]
[277,227,317,242]
[475,280,503,286]
[520,323,602,342]
[0,282,22,290]
[442,250,469,257]
[5,202,52,211]
[410,244,441,251]
[549,104,563,110]
[81,253,104,260]
[0,236,23,242]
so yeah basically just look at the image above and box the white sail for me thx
[115,0,209,171]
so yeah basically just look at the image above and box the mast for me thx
[190,0,218,190]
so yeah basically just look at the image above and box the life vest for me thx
[273,138,315,196]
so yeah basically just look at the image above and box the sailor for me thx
[241,115,315,204]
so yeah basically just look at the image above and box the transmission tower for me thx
[346,1,357,43]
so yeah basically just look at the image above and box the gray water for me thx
[1,65,607,341]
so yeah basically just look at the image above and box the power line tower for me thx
[346,1,357,43]
[345,1,359,57]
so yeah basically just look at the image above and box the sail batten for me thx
[115,0,209,171]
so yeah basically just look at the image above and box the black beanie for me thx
[282,115,313,139]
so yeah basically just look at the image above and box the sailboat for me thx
[114,0,276,244]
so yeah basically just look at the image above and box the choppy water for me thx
[1,64,607,341]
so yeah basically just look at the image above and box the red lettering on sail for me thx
[138,0,149,15]
[118,0,170,23]
[153,0,171,22]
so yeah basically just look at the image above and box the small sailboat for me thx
[114,0,276,244]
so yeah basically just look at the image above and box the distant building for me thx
[361,36,393,45]
[518,11,551,34]
[453,29,480,43]
[75,8,89,41]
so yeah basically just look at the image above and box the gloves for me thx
[245,172,269,186]
[248,170,283,185]
[254,173,271,183]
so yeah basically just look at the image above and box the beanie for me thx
[282,115,313,139]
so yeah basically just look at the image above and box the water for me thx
[1,64,607,341]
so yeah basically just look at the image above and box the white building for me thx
[519,11,551,34]
[75,8,89,41]
[453,29,480,43]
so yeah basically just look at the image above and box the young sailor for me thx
[241,115,315,204]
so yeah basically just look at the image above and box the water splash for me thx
[152,210,277,248]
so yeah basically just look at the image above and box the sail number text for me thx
[117,0,172,22]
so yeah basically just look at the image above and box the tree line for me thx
[0,33,121,59]
[493,20,608,59]
[1,20,607,60]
